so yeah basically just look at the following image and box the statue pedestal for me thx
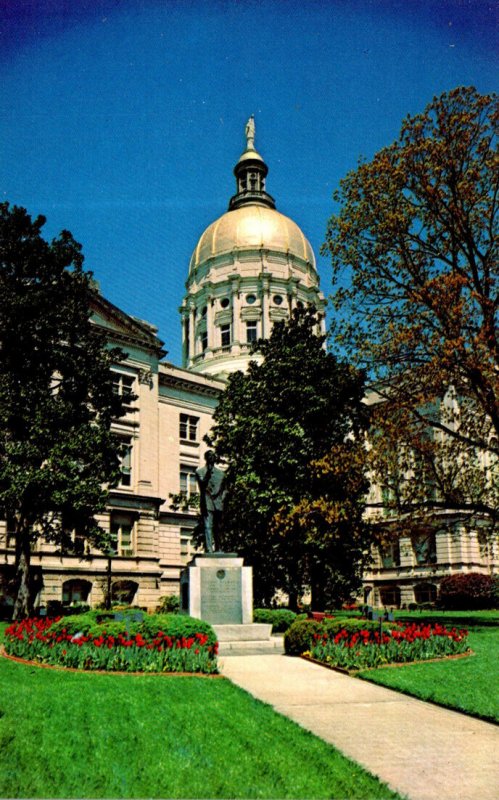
[180,553,253,624]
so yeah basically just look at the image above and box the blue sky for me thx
[1,0,497,365]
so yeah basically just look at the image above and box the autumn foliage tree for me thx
[0,204,128,618]
[323,87,498,532]
[206,307,372,608]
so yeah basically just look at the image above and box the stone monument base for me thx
[180,553,253,625]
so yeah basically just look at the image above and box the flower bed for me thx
[308,622,469,671]
[3,613,219,674]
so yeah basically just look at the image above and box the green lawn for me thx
[357,610,499,723]
[0,628,400,800]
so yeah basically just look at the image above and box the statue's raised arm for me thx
[245,115,255,150]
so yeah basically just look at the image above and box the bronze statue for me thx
[195,451,226,552]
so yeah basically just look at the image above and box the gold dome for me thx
[189,204,316,273]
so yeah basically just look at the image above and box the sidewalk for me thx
[220,654,499,800]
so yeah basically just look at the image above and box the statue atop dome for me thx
[245,115,255,150]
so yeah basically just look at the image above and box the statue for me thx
[245,115,255,150]
[196,451,226,553]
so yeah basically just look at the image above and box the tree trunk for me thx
[13,520,33,620]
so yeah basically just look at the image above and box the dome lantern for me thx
[228,116,276,211]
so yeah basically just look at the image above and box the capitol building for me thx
[0,122,495,613]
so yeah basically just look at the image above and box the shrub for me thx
[5,613,218,673]
[438,573,497,610]
[284,617,399,656]
[254,608,297,633]
[284,619,323,655]
[157,595,180,614]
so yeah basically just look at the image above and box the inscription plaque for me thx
[200,567,242,624]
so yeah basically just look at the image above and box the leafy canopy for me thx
[207,307,372,608]
[323,87,498,529]
[0,203,128,615]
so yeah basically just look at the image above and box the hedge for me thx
[438,573,498,610]
[253,608,297,632]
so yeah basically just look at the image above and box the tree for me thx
[323,87,498,532]
[206,307,372,608]
[0,203,128,618]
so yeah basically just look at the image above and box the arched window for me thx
[62,579,92,605]
[379,585,401,608]
[111,580,138,605]
[414,582,437,604]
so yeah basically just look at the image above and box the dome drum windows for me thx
[199,330,208,353]
[246,320,258,344]
[220,323,231,350]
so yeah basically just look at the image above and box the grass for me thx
[356,610,499,723]
[0,624,401,800]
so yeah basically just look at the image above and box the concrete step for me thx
[213,623,272,641]
[218,636,284,656]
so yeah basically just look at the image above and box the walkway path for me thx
[220,654,499,800]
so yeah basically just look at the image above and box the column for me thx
[188,301,196,362]
[231,276,241,346]
[260,274,270,339]
[206,295,214,351]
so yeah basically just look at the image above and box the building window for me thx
[62,579,92,605]
[110,513,135,556]
[412,533,437,565]
[246,320,258,344]
[180,413,199,443]
[180,465,198,501]
[112,580,138,604]
[180,528,193,564]
[118,438,133,487]
[112,372,135,408]
[273,294,283,305]
[220,324,231,348]
[5,515,16,550]
[246,294,256,305]
[414,582,437,604]
[200,331,208,352]
[379,586,401,608]
[220,298,230,309]
[379,541,400,568]
[73,531,86,556]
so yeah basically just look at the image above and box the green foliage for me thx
[284,616,399,655]
[5,613,218,673]
[284,618,324,655]
[208,306,372,607]
[323,87,499,529]
[0,203,129,617]
[438,573,498,610]
[139,613,217,645]
[311,622,469,670]
[49,611,217,645]
[253,608,297,632]
[156,594,180,613]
